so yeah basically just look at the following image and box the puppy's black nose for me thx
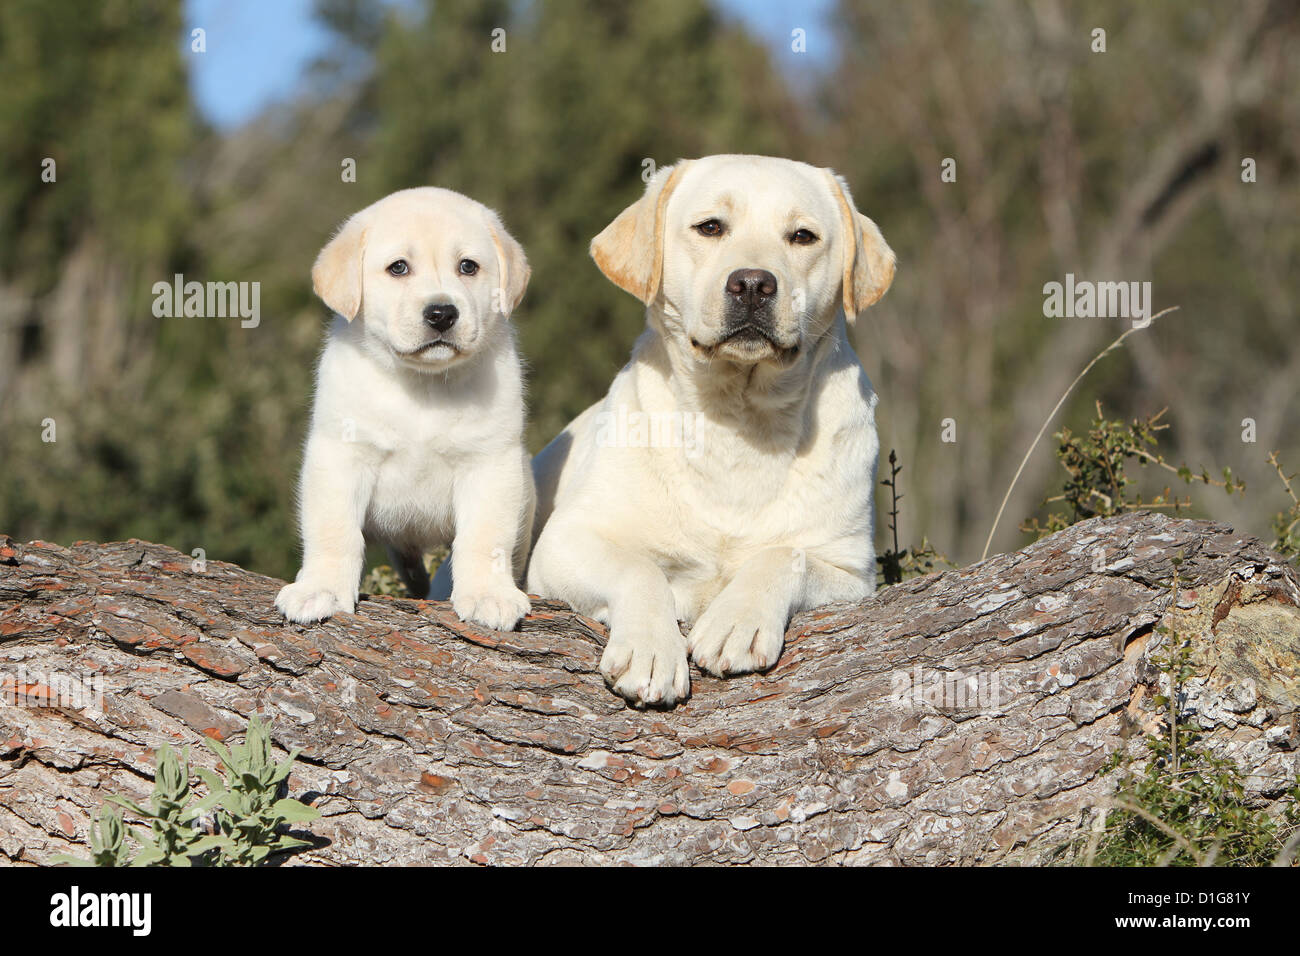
[726,269,778,309]
[423,303,459,333]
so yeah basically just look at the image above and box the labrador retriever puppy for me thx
[276,187,535,631]
[528,155,894,706]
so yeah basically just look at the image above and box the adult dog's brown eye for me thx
[458,259,479,276]
[387,259,410,276]
[790,228,818,245]
[693,219,724,238]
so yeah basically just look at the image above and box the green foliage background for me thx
[2,0,1297,580]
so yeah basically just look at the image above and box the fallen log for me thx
[1,512,1297,865]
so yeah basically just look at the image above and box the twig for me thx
[887,450,901,561]
[1269,450,1300,507]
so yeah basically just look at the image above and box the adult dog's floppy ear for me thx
[825,170,896,322]
[590,161,691,304]
[488,211,530,316]
[312,213,367,321]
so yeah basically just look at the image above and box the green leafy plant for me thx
[51,715,318,867]
[1022,402,1245,538]
[1077,558,1299,866]
[198,715,320,865]
[52,741,226,867]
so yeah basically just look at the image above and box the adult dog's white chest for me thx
[583,334,878,620]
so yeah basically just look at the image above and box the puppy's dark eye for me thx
[693,219,725,238]
[387,259,410,276]
[790,229,819,245]
[458,259,479,276]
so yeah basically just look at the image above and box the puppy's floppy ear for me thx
[825,170,896,322]
[487,210,530,316]
[312,213,367,321]
[590,160,691,304]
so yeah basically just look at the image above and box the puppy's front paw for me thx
[276,581,354,624]
[452,582,531,631]
[688,588,789,677]
[601,619,690,707]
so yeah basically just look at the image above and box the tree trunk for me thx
[2,512,1297,866]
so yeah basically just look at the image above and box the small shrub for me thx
[1022,402,1244,537]
[197,715,322,865]
[52,714,318,867]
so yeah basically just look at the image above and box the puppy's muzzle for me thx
[423,303,459,334]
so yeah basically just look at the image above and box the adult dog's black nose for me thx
[423,303,459,333]
[725,269,778,309]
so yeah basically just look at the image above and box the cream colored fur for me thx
[277,187,534,631]
[528,155,895,706]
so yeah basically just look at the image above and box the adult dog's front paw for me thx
[688,586,789,677]
[601,619,690,707]
[452,581,531,631]
[276,580,354,624]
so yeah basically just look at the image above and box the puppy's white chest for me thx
[373,437,456,493]
[317,339,519,542]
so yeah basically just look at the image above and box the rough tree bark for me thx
[1,512,1297,866]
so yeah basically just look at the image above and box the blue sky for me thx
[185,0,834,129]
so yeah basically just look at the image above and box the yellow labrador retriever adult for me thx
[277,187,534,631]
[528,155,894,706]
